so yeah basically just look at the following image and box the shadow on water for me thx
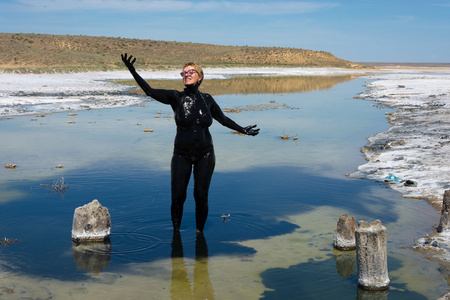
[0,162,404,280]
[210,165,403,231]
[260,255,427,300]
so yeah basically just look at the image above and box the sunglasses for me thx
[180,69,197,77]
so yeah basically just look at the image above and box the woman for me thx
[121,54,259,233]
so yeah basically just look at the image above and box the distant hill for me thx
[358,62,450,68]
[0,33,362,72]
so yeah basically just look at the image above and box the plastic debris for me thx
[384,174,404,183]
[404,180,418,187]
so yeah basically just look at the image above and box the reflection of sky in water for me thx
[1,77,389,180]
[0,77,446,299]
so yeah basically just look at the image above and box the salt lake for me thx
[0,73,447,299]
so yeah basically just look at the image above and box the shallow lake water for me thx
[0,75,447,299]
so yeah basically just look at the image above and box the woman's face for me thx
[181,66,202,86]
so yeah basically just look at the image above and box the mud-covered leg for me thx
[171,154,192,231]
[193,151,216,232]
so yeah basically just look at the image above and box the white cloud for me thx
[11,0,339,15]
[213,1,340,15]
[13,0,191,12]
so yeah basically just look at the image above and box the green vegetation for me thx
[0,33,362,73]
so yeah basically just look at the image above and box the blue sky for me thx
[1,0,449,62]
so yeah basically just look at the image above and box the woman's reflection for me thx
[171,231,215,299]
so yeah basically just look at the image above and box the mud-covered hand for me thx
[121,53,136,72]
[243,125,260,136]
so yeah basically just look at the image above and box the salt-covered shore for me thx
[0,67,363,117]
[349,68,450,269]
[350,70,450,205]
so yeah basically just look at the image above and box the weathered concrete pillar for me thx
[437,190,450,232]
[355,220,389,290]
[333,214,356,250]
[72,199,111,242]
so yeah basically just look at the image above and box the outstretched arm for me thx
[121,53,174,105]
[209,95,259,136]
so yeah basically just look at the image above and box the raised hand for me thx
[121,53,136,72]
[243,125,260,136]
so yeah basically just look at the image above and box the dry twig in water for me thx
[41,177,68,194]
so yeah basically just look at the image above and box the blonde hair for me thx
[182,62,204,85]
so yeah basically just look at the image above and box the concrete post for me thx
[72,199,111,242]
[355,220,389,290]
[333,214,356,250]
[438,190,450,232]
